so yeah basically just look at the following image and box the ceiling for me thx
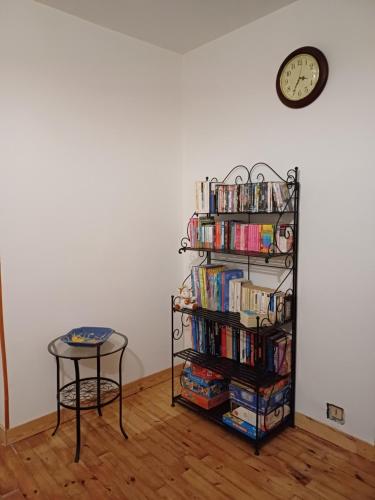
[35,0,297,54]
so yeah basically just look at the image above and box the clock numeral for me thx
[291,63,295,70]
[286,70,291,77]
[298,90,302,97]
[287,86,291,92]
[305,59,307,65]
[310,63,314,69]
[285,79,288,84]
[304,87,308,93]
[310,80,313,86]
[298,59,302,66]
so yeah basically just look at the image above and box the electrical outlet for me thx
[326,403,345,424]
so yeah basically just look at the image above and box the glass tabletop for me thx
[48,331,128,359]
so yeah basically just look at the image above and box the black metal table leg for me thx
[52,357,61,436]
[74,359,81,463]
[96,345,102,417]
[118,347,128,439]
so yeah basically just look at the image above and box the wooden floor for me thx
[1,380,374,500]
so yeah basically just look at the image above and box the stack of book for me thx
[191,265,243,311]
[181,365,229,409]
[222,379,291,438]
[195,180,294,214]
[189,217,293,254]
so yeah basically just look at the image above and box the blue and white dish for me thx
[61,327,114,347]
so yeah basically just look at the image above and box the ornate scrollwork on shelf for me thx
[260,265,294,327]
[181,314,190,328]
[179,211,197,254]
[172,328,183,341]
[286,168,297,184]
[249,162,298,185]
[284,254,294,269]
[172,313,190,341]
[211,164,250,185]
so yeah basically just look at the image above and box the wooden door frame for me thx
[0,263,10,430]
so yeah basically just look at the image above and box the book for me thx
[191,364,223,381]
[195,181,210,213]
[181,367,228,398]
[266,332,292,375]
[222,411,264,439]
[221,269,244,312]
[240,310,263,328]
[181,387,229,409]
[260,224,274,253]
[231,403,290,431]
[229,381,291,413]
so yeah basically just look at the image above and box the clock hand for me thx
[292,64,303,95]
[292,77,302,94]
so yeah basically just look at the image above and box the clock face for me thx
[280,53,319,101]
[276,46,328,108]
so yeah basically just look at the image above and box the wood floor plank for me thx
[0,379,374,500]
[0,445,41,499]
[1,490,26,500]
[185,453,259,500]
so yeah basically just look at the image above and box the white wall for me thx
[0,0,182,426]
[182,0,375,444]
[1,0,374,445]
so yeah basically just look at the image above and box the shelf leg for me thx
[171,295,175,407]
[52,357,61,436]
[74,359,81,463]
[254,318,260,457]
[96,345,102,417]
[118,347,128,439]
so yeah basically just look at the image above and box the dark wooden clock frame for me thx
[276,46,329,108]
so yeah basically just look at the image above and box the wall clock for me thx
[276,46,328,108]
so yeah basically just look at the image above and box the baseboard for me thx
[0,424,6,446]
[5,408,75,445]
[296,412,374,462]
[5,364,183,445]
[123,364,183,398]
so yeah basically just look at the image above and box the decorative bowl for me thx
[61,327,114,347]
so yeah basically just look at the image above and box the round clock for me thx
[276,46,328,108]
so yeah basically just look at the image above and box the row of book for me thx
[230,280,292,325]
[195,180,294,214]
[180,363,291,437]
[191,265,290,324]
[191,317,291,375]
[189,217,293,254]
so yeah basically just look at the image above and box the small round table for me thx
[48,332,128,462]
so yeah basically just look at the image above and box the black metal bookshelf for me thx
[171,162,299,455]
